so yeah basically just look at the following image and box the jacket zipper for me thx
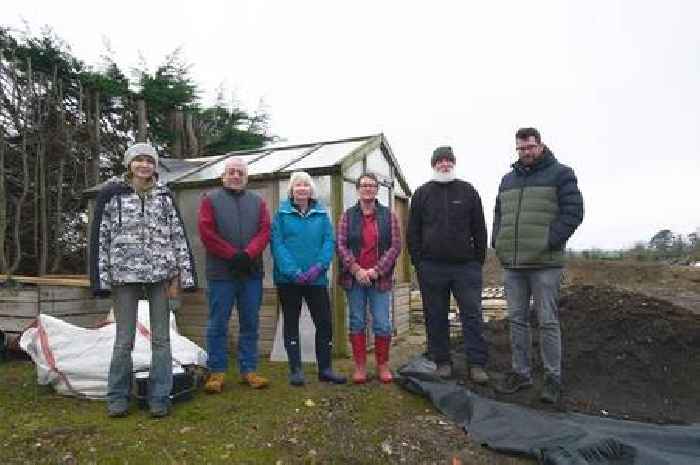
[513,180,526,266]
[372,213,379,270]
[140,195,147,262]
[444,186,449,232]
[234,195,242,249]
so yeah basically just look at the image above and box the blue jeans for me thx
[109,282,171,409]
[346,283,392,336]
[418,260,488,367]
[206,277,263,374]
[504,267,563,381]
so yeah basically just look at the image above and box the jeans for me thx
[206,277,263,374]
[277,284,333,371]
[109,281,171,409]
[504,267,563,381]
[346,283,392,336]
[418,260,488,367]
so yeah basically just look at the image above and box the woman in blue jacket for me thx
[271,171,347,386]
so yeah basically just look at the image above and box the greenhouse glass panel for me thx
[343,181,358,210]
[313,175,332,220]
[159,159,205,184]
[345,159,364,179]
[284,139,367,171]
[377,185,390,207]
[175,154,259,183]
[248,147,310,175]
[393,178,408,197]
[365,147,391,177]
[277,177,290,204]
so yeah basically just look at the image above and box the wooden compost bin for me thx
[0,276,111,338]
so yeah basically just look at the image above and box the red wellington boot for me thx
[375,335,393,384]
[349,333,367,384]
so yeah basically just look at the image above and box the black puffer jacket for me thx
[407,179,487,265]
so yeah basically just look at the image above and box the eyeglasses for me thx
[358,183,378,189]
[516,144,540,152]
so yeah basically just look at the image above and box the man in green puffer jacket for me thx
[492,127,584,404]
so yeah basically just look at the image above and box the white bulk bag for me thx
[19,300,207,399]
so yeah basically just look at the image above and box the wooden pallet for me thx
[0,277,110,337]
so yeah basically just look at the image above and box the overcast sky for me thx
[5,1,699,249]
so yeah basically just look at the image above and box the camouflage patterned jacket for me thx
[89,175,197,295]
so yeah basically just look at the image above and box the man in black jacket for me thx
[407,146,489,384]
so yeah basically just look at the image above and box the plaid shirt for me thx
[336,204,401,292]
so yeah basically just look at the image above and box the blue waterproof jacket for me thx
[271,199,335,285]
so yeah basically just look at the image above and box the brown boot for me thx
[375,335,393,384]
[241,372,269,389]
[349,333,367,384]
[469,366,489,385]
[205,372,225,394]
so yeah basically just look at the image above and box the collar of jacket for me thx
[116,173,168,194]
[223,187,246,197]
[279,198,327,216]
[512,146,557,175]
[353,198,384,213]
[427,178,460,187]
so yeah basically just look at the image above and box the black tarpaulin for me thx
[398,355,700,465]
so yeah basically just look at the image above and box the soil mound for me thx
[482,285,700,424]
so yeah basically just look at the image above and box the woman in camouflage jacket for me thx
[89,143,196,418]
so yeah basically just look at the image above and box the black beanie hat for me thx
[431,146,456,166]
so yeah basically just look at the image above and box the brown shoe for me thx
[241,372,269,389]
[469,366,489,385]
[205,372,225,394]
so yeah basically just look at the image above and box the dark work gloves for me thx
[229,251,252,275]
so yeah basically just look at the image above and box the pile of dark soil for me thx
[478,285,700,425]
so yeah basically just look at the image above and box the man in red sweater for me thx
[198,157,271,392]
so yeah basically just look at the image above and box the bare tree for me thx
[0,138,6,273]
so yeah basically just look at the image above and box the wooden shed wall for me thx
[0,283,110,335]
[177,288,279,355]
[393,283,411,338]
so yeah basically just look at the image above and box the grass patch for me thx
[0,359,439,465]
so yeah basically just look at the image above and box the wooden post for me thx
[0,139,6,273]
[136,98,147,142]
[331,174,348,357]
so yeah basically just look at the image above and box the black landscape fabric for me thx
[398,356,700,465]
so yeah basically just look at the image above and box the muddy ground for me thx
[470,285,700,424]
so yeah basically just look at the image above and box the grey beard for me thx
[432,169,456,183]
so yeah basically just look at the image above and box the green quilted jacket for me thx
[492,148,584,268]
